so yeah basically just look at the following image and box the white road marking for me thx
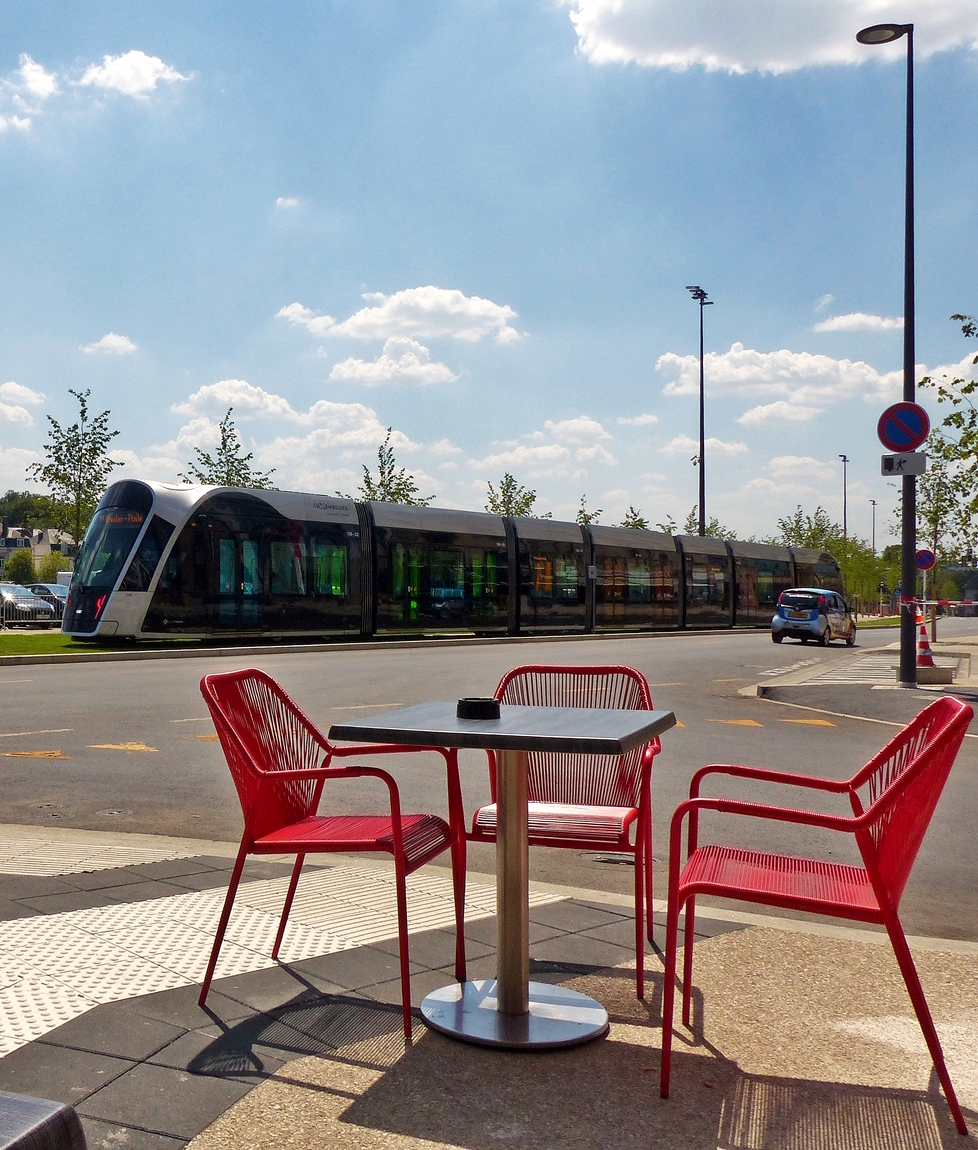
[0,728,72,739]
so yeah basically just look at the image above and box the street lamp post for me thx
[686,285,713,536]
[857,21,916,687]
[839,454,849,541]
[870,498,877,553]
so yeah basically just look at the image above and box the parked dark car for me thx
[0,583,57,628]
[27,582,69,620]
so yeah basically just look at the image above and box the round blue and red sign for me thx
[915,549,937,571]
[878,402,930,453]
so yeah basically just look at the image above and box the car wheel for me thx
[818,629,829,647]
[772,633,783,643]
[846,626,856,647]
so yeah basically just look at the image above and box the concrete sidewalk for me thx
[0,826,975,1149]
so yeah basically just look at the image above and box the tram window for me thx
[530,556,553,599]
[392,544,422,620]
[242,541,260,596]
[120,515,175,592]
[219,539,235,594]
[431,550,464,599]
[555,557,578,599]
[627,558,652,603]
[270,541,305,595]
[471,550,502,600]
[312,542,347,596]
[74,507,146,590]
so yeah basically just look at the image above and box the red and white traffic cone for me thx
[917,613,936,668]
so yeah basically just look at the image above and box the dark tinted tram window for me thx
[518,540,586,632]
[684,557,731,626]
[120,516,175,592]
[74,508,147,590]
[594,550,680,629]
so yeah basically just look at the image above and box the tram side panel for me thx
[368,503,509,635]
[789,546,845,594]
[727,541,794,627]
[587,525,681,631]
[509,518,588,634]
[675,535,734,628]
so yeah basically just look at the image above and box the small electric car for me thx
[771,587,856,646]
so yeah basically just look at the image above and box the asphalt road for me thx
[2,620,977,940]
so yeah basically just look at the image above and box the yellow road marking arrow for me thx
[779,718,837,727]
[708,719,763,727]
[88,742,158,753]
[190,734,221,742]
[0,750,70,759]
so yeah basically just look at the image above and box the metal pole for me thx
[899,26,917,687]
[698,300,706,536]
[870,499,877,553]
[839,455,849,541]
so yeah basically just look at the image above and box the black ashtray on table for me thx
[456,698,501,721]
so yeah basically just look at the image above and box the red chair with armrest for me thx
[659,694,972,1136]
[198,668,466,1039]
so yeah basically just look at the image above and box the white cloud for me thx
[275,196,299,209]
[279,285,519,344]
[737,400,824,425]
[617,413,658,426]
[815,294,835,312]
[0,114,31,133]
[766,455,837,483]
[0,382,45,405]
[566,1,978,74]
[661,433,748,456]
[923,351,978,387]
[428,439,463,456]
[544,415,611,444]
[0,403,34,426]
[172,380,299,421]
[80,332,138,355]
[0,445,41,490]
[814,312,903,332]
[17,55,58,100]
[328,337,458,385]
[468,443,573,480]
[77,51,188,98]
[658,341,902,406]
[576,444,618,465]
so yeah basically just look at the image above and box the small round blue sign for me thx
[878,402,930,452]
[915,548,936,571]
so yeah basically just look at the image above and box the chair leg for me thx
[451,832,467,983]
[681,895,696,1027]
[646,817,656,946]
[634,834,645,999]
[394,861,413,1040]
[272,853,305,961]
[885,914,968,1135]
[660,891,683,1097]
[199,843,249,1006]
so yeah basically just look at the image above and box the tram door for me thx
[215,531,262,630]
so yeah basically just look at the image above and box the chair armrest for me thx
[328,743,453,762]
[689,763,849,799]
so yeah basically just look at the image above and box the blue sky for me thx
[1,1,976,542]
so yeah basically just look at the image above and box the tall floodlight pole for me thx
[686,286,713,536]
[839,454,849,541]
[857,21,916,686]
[870,498,877,553]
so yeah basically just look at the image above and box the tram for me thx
[62,479,843,641]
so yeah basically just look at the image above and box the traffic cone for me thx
[917,614,936,668]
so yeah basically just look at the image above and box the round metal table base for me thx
[420,979,609,1049]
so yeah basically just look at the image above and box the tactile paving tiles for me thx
[0,839,200,876]
[0,864,563,1057]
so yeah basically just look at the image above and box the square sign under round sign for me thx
[881,452,927,476]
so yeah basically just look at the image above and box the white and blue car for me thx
[772,587,856,646]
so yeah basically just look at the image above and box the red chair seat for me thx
[680,844,880,920]
[471,802,635,847]
[255,813,453,867]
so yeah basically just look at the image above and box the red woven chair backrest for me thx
[849,695,972,909]
[201,668,331,840]
[494,665,657,807]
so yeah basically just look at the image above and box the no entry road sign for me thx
[878,402,930,452]
[916,549,937,571]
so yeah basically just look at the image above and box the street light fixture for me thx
[686,285,713,536]
[839,454,849,542]
[857,20,917,686]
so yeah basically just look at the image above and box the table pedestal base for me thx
[420,980,609,1049]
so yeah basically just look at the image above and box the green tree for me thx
[486,473,541,516]
[682,506,737,539]
[37,552,71,582]
[0,490,64,530]
[618,505,649,529]
[181,408,275,489]
[775,505,841,549]
[356,428,432,506]
[575,494,602,526]
[3,547,36,584]
[27,389,123,549]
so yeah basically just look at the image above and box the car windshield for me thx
[1,584,36,601]
[780,592,821,610]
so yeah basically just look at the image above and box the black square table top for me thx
[328,701,676,756]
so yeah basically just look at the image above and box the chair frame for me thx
[198,668,467,1038]
[659,695,972,1136]
[468,664,659,997]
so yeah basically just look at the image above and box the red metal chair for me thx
[659,694,973,1135]
[198,668,467,1038]
[468,664,660,997]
